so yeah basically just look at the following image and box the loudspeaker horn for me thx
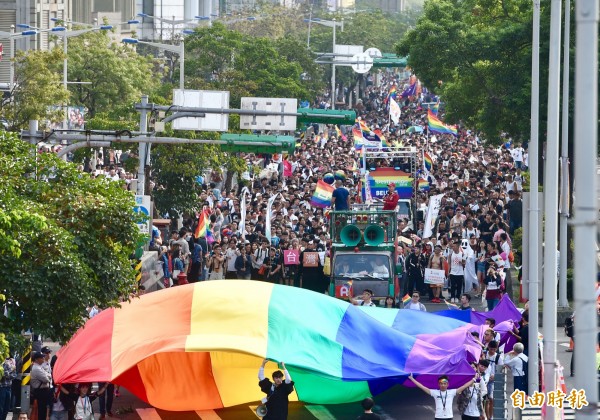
[340,224,362,247]
[256,404,267,416]
[363,224,385,246]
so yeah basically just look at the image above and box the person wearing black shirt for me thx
[258,359,295,420]
[356,398,382,420]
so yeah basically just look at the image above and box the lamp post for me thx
[304,18,343,110]
[2,26,65,91]
[122,38,185,90]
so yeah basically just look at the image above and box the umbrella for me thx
[407,126,424,133]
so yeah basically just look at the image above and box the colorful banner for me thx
[310,180,334,208]
[361,168,413,200]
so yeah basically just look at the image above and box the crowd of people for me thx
[1,69,533,420]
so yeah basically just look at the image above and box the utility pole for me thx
[542,0,562,415]
[137,95,149,196]
[528,0,541,396]
[573,0,599,416]
[558,0,571,309]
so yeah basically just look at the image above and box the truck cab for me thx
[328,210,398,302]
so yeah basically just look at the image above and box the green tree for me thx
[0,132,142,344]
[184,23,310,105]
[65,29,157,117]
[396,0,549,141]
[0,49,69,131]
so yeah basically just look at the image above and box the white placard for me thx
[424,268,446,285]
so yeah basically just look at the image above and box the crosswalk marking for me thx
[304,404,338,420]
[521,404,600,420]
[135,408,163,420]
[195,410,222,419]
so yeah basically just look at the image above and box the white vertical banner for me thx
[423,193,444,239]
[364,171,373,205]
[238,187,250,238]
[265,193,280,244]
[389,97,401,124]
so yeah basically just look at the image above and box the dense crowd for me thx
[1,70,532,420]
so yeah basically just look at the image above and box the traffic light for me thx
[219,134,295,154]
[296,108,356,125]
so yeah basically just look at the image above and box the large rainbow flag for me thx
[423,151,433,172]
[53,281,482,411]
[427,110,458,136]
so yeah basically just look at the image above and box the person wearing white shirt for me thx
[459,360,489,420]
[351,289,377,307]
[408,373,477,420]
[403,291,427,311]
[371,256,390,278]
[504,342,528,393]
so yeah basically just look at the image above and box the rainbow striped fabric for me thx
[194,208,210,238]
[431,100,440,116]
[427,110,457,136]
[310,180,334,208]
[401,293,411,305]
[53,281,482,411]
[423,152,433,172]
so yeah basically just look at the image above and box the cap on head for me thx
[41,346,52,354]
[388,182,396,188]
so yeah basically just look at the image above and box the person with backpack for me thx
[504,342,528,393]
[457,359,489,420]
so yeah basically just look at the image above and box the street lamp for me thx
[122,38,185,90]
[304,18,343,110]
[0,27,41,91]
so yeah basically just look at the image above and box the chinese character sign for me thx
[283,250,300,266]
[302,252,320,268]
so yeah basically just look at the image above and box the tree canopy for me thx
[0,132,141,344]
[396,0,551,141]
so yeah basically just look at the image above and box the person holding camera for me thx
[258,359,295,420]
[484,263,503,311]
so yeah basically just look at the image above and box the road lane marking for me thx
[304,405,338,420]
[195,410,222,419]
[135,408,163,420]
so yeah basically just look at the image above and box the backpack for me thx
[517,355,528,376]
[564,314,575,338]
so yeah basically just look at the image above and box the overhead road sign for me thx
[372,54,408,68]
[219,134,295,154]
[296,108,356,125]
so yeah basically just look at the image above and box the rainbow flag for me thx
[374,129,390,148]
[401,294,411,305]
[423,151,433,172]
[431,100,440,116]
[353,126,364,149]
[444,299,459,310]
[310,180,335,208]
[385,86,397,104]
[427,110,457,136]
[417,179,430,191]
[335,125,347,141]
[194,208,210,238]
[54,281,481,410]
